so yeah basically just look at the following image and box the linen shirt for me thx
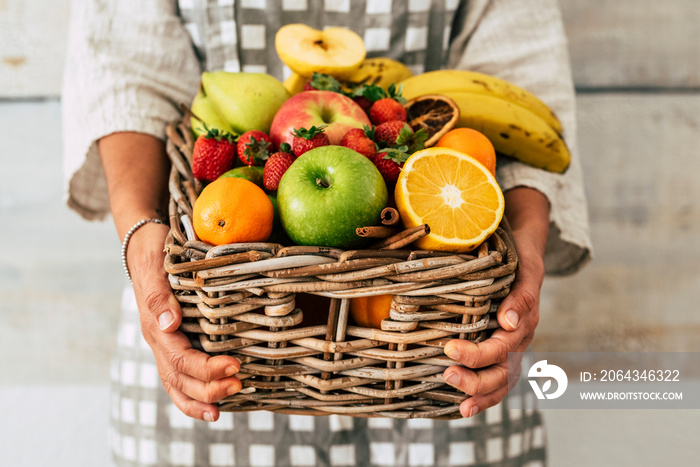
[62,0,592,276]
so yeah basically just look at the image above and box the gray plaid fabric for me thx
[178,0,464,80]
[109,1,547,465]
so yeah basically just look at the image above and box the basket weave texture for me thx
[164,119,518,419]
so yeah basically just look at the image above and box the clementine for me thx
[436,127,497,175]
[349,294,394,329]
[193,177,274,245]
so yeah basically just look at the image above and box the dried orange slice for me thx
[404,94,460,147]
[394,147,504,252]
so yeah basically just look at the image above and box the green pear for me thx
[196,71,290,137]
[190,87,237,139]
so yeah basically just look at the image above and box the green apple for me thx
[277,146,388,249]
[218,166,264,188]
[191,71,290,139]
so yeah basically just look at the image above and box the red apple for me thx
[270,90,371,148]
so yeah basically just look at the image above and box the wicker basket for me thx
[163,119,518,420]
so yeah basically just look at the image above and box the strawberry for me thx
[374,121,429,152]
[372,120,429,184]
[340,125,377,159]
[368,83,407,125]
[237,130,273,166]
[353,95,374,115]
[263,143,296,191]
[191,127,238,182]
[291,125,330,156]
[350,84,386,117]
[370,98,407,125]
[373,149,409,186]
[374,120,410,147]
[304,72,342,92]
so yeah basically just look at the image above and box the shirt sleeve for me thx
[61,0,202,221]
[446,0,593,275]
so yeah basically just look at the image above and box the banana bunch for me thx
[399,70,570,173]
[283,57,413,95]
[340,57,413,91]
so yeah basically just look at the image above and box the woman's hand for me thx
[99,132,242,422]
[127,222,242,422]
[442,187,550,418]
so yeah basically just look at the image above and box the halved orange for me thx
[394,147,504,252]
[404,94,460,147]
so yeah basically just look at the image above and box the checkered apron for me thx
[108,1,547,465]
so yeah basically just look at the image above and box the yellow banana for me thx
[283,72,307,95]
[400,70,563,136]
[447,91,570,173]
[341,57,413,91]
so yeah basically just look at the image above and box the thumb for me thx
[141,286,182,333]
[128,223,182,333]
[496,275,539,332]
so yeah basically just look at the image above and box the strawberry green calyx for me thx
[199,124,237,143]
[386,83,407,105]
[243,136,272,165]
[307,72,342,92]
[363,124,376,141]
[395,124,429,153]
[278,142,294,155]
[351,84,387,103]
[379,147,410,164]
[292,125,327,140]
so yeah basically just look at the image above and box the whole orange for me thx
[349,294,394,329]
[193,177,274,245]
[436,128,497,175]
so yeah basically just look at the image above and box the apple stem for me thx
[316,177,331,189]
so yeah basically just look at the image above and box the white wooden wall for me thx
[1,1,699,466]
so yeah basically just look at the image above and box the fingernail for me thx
[505,310,519,329]
[227,383,240,396]
[444,371,460,387]
[469,406,480,418]
[444,344,462,362]
[203,412,214,422]
[158,311,175,330]
[225,365,239,376]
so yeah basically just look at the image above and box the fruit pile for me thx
[186,24,568,257]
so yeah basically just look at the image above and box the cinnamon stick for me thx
[380,207,400,226]
[355,225,400,238]
[369,224,430,250]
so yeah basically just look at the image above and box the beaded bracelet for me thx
[121,218,165,283]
